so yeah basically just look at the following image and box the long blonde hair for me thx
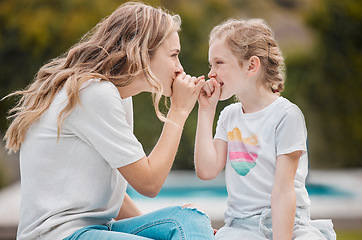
[210,18,285,93]
[4,2,181,152]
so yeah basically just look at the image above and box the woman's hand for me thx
[198,78,221,113]
[170,72,205,121]
[119,72,204,198]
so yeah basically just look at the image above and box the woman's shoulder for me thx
[71,79,130,115]
[79,79,125,105]
[80,79,118,97]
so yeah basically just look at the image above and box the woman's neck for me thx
[116,76,152,99]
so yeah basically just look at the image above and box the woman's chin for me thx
[162,90,172,97]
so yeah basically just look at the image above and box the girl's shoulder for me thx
[273,97,306,126]
[269,97,303,115]
[217,102,242,121]
[220,102,242,115]
[218,98,305,121]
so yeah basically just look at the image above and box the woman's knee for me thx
[175,204,214,237]
[179,203,210,223]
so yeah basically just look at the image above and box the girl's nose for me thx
[208,69,216,79]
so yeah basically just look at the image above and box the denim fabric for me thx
[64,205,214,240]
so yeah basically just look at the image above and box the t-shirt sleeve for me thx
[65,80,146,169]
[275,104,307,157]
[214,107,229,142]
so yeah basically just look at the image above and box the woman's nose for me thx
[175,60,183,74]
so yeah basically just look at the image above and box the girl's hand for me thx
[170,72,205,119]
[198,78,221,112]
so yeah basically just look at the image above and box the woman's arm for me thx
[115,193,142,220]
[194,79,227,180]
[271,151,301,240]
[118,73,205,198]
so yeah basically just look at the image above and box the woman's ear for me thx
[247,56,260,77]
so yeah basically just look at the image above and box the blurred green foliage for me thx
[286,0,362,168]
[0,0,361,187]
[0,0,128,130]
[336,230,362,240]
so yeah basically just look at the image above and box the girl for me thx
[4,2,214,240]
[194,18,336,239]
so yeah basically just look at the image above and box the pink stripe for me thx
[228,141,260,153]
[229,152,257,162]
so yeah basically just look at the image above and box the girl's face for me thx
[149,31,183,96]
[208,37,248,100]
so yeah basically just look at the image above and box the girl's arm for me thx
[115,193,142,220]
[194,115,227,180]
[118,73,205,198]
[194,79,227,180]
[271,150,301,240]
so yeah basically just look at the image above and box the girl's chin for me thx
[219,93,234,101]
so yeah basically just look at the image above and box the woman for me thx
[4,2,214,240]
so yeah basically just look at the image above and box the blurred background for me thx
[0,0,361,239]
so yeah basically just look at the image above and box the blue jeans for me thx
[64,205,214,240]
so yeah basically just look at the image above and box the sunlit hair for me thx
[209,18,285,94]
[4,1,181,152]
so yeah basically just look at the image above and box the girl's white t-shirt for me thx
[214,97,311,222]
[17,80,146,240]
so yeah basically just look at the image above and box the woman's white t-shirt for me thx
[17,79,145,240]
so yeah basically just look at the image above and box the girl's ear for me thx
[247,56,261,77]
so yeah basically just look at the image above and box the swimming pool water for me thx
[127,183,352,199]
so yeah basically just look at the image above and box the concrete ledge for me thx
[0,226,17,240]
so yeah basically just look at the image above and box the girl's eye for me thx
[171,54,178,58]
[216,61,223,64]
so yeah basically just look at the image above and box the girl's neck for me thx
[237,85,279,114]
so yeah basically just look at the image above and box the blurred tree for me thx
[0,0,131,131]
[0,0,237,174]
[2,0,359,177]
[133,0,238,169]
[286,0,362,168]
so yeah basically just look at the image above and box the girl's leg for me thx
[215,225,266,240]
[293,224,329,240]
[293,208,336,240]
[293,219,336,240]
[109,205,214,240]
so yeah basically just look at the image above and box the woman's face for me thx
[149,31,183,96]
